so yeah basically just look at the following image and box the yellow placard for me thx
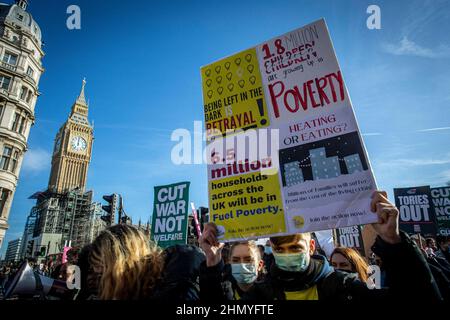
[202,48,270,136]
[208,171,286,239]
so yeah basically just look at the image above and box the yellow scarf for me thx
[284,285,319,300]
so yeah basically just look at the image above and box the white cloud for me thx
[400,159,450,166]
[22,149,51,172]
[417,127,450,132]
[382,37,450,58]
[362,133,382,136]
[94,123,173,133]
[379,157,450,167]
[440,169,450,182]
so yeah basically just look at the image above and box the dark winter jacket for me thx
[427,263,450,300]
[263,253,274,273]
[436,249,450,265]
[200,232,442,301]
[151,244,205,301]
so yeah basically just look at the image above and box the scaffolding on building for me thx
[28,188,106,252]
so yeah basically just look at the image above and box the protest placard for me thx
[394,186,438,238]
[202,19,377,241]
[151,182,190,248]
[334,225,366,257]
[430,187,450,236]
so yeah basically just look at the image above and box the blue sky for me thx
[1,0,450,257]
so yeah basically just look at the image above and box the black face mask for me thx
[335,268,354,274]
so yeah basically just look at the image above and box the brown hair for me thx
[89,224,165,300]
[269,233,311,247]
[229,241,261,262]
[330,247,369,283]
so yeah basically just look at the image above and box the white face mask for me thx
[264,246,273,255]
[231,263,258,284]
[273,252,309,272]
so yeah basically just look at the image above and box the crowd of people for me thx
[1,190,449,301]
[0,246,81,298]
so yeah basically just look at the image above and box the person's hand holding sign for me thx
[199,222,225,267]
[370,191,402,244]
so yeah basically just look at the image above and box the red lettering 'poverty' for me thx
[268,70,345,118]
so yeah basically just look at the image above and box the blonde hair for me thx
[89,224,164,300]
[410,234,426,249]
[229,241,261,262]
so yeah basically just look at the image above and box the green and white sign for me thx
[431,187,450,236]
[151,181,190,248]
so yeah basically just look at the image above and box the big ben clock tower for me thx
[48,79,94,193]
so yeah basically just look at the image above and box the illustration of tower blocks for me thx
[284,161,304,187]
[344,154,364,174]
[310,147,341,180]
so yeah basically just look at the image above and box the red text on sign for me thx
[268,70,345,118]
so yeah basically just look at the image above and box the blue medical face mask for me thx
[231,263,258,284]
[273,252,309,272]
[264,246,272,255]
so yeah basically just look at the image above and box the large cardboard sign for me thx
[202,19,377,241]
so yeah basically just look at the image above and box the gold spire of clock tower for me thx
[77,78,87,105]
[48,79,94,194]
[70,77,89,118]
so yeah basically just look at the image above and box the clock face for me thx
[71,136,87,152]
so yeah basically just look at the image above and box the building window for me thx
[2,52,18,66]
[0,146,20,173]
[12,113,19,131]
[11,150,19,173]
[17,14,24,21]
[1,146,12,170]
[27,66,34,77]
[20,86,33,104]
[18,0,28,10]
[0,75,11,90]
[11,113,26,134]
[0,189,9,217]
[19,116,26,134]
[20,86,27,100]
[26,91,32,104]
